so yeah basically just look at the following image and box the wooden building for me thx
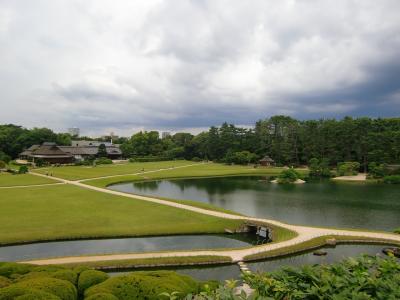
[259,155,275,166]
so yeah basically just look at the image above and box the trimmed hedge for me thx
[85,293,119,300]
[383,175,400,184]
[78,270,109,295]
[0,276,11,288]
[0,263,34,278]
[52,270,78,286]
[10,278,77,300]
[85,271,199,300]
[0,286,60,300]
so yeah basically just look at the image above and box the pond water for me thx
[0,234,254,261]
[109,176,400,230]
[108,244,397,281]
[247,244,397,273]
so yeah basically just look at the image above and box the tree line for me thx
[1,116,399,169]
[121,116,400,170]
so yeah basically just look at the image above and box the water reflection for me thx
[248,244,398,273]
[110,177,400,230]
[0,234,253,261]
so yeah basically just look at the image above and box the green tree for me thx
[97,144,108,158]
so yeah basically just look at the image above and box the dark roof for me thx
[59,146,122,156]
[20,143,122,157]
[260,156,274,162]
[32,143,72,157]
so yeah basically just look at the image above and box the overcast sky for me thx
[0,0,399,136]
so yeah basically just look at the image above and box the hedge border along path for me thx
[20,167,400,266]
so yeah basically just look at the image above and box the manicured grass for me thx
[34,160,194,180]
[85,163,303,188]
[0,185,243,245]
[59,255,233,269]
[243,235,400,261]
[0,173,58,187]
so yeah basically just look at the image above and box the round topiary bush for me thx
[14,289,61,300]
[0,286,59,300]
[0,263,34,278]
[84,292,119,300]
[78,270,109,295]
[51,270,78,286]
[11,277,77,300]
[85,271,199,300]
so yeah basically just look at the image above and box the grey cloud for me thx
[0,0,399,135]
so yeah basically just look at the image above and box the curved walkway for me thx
[24,170,400,265]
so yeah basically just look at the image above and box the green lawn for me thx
[0,184,243,245]
[85,163,299,187]
[0,173,58,187]
[33,160,194,180]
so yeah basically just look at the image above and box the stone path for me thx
[22,168,400,266]
[332,173,367,181]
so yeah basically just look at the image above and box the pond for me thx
[109,176,400,230]
[108,244,397,281]
[247,243,398,273]
[0,234,254,261]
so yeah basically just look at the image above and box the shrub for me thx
[308,158,332,178]
[11,277,77,300]
[85,293,119,300]
[277,168,301,183]
[85,271,199,300]
[368,162,387,178]
[95,158,113,165]
[0,161,6,169]
[78,270,109,295]
[18,166,28,174]
[337,161,360,176]
[394,228,400,234]
[191,157,202,162]
[51,270,78,286]
[383,175,400,184]
[244,255,400,299]
[34,158,46,167]
[0,286,60,300]
[0,263,34,278]
[0,276,11,288]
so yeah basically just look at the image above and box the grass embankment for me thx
[244,235,400,261]
[59,255,233,270]
[0,184,243,245]
[0,173,57,187]
[85,163,303,188]
[34,160,193,181]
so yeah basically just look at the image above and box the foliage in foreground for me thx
[0,263,212,300]
[185,255,400,300]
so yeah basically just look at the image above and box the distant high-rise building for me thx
[162,131,171,139]
[68,127,80,137]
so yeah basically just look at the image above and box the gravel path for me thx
[24,168,400,265]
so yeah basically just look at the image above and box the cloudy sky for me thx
[1,0,400,136]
